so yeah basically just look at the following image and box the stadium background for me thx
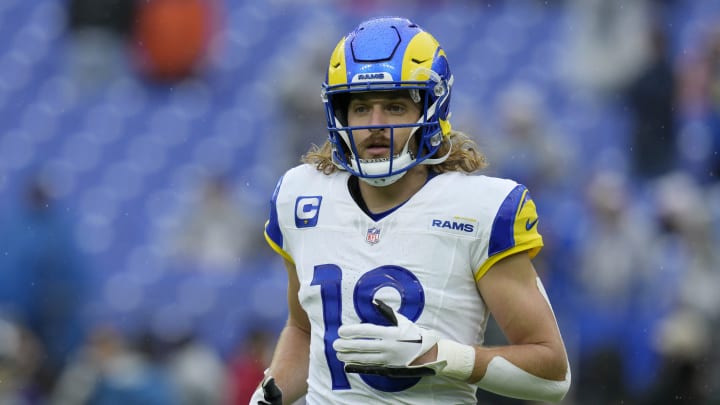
[0,0,719,403]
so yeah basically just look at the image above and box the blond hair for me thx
[301,130,487,175]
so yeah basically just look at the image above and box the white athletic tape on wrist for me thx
[477,356,571,403]
[434,339,475,381]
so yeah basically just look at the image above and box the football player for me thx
[251,16,570,404]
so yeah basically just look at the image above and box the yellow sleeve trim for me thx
[264,230,294,264]
[474,241,543,282]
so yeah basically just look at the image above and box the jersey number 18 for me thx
[312,264,426,393]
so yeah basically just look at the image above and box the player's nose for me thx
[369,106,388,132]
[368,106,389,130]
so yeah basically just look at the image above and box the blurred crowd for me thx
[1,0,720,404]
[0,177,272,405]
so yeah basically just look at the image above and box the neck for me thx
[358,165,429,213]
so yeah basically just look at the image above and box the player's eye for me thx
[386,104,406,114]
[350,104,369,114]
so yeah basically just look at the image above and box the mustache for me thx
[357,133,394,149]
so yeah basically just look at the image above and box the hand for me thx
[333,299,442,377]
[249,372,282,405]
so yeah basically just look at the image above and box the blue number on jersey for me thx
[312,264,425,392]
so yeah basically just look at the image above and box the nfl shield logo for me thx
[365,226,381,245]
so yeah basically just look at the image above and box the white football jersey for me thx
[264,164,543,404]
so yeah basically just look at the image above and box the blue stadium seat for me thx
[0,0,712,360]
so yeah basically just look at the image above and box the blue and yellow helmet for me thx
[322,17,453,186]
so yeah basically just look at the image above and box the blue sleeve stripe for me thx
[265,175,284,248]
[488,184,526,257]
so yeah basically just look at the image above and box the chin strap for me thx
[357,172,407,187]
[354,134,452,187]
[419,137,452,166]
[356,137,451,187]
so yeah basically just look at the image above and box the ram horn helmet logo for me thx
[365,226,381,245]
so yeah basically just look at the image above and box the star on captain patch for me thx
[365,226,381,245]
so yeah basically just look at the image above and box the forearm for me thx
[266,323,310,404]
[472,343,570,403]
[470,342,568,383]
[415,340,570,403]
[414,337,567,380]
[466,257,571,402]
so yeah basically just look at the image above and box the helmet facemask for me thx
[321,17,453,187]
[323,77,453,187]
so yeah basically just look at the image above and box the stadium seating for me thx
[0,0,715,359]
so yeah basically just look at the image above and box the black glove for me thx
[250,373,282,405]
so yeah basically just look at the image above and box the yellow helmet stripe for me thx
[402,31,451,135]
[401,31,444,81]
[439,117,452,135]
[327,38,348,86]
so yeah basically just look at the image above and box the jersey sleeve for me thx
[475,184,543,281]
[264,174,294,263]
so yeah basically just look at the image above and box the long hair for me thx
[301,130,488,175]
